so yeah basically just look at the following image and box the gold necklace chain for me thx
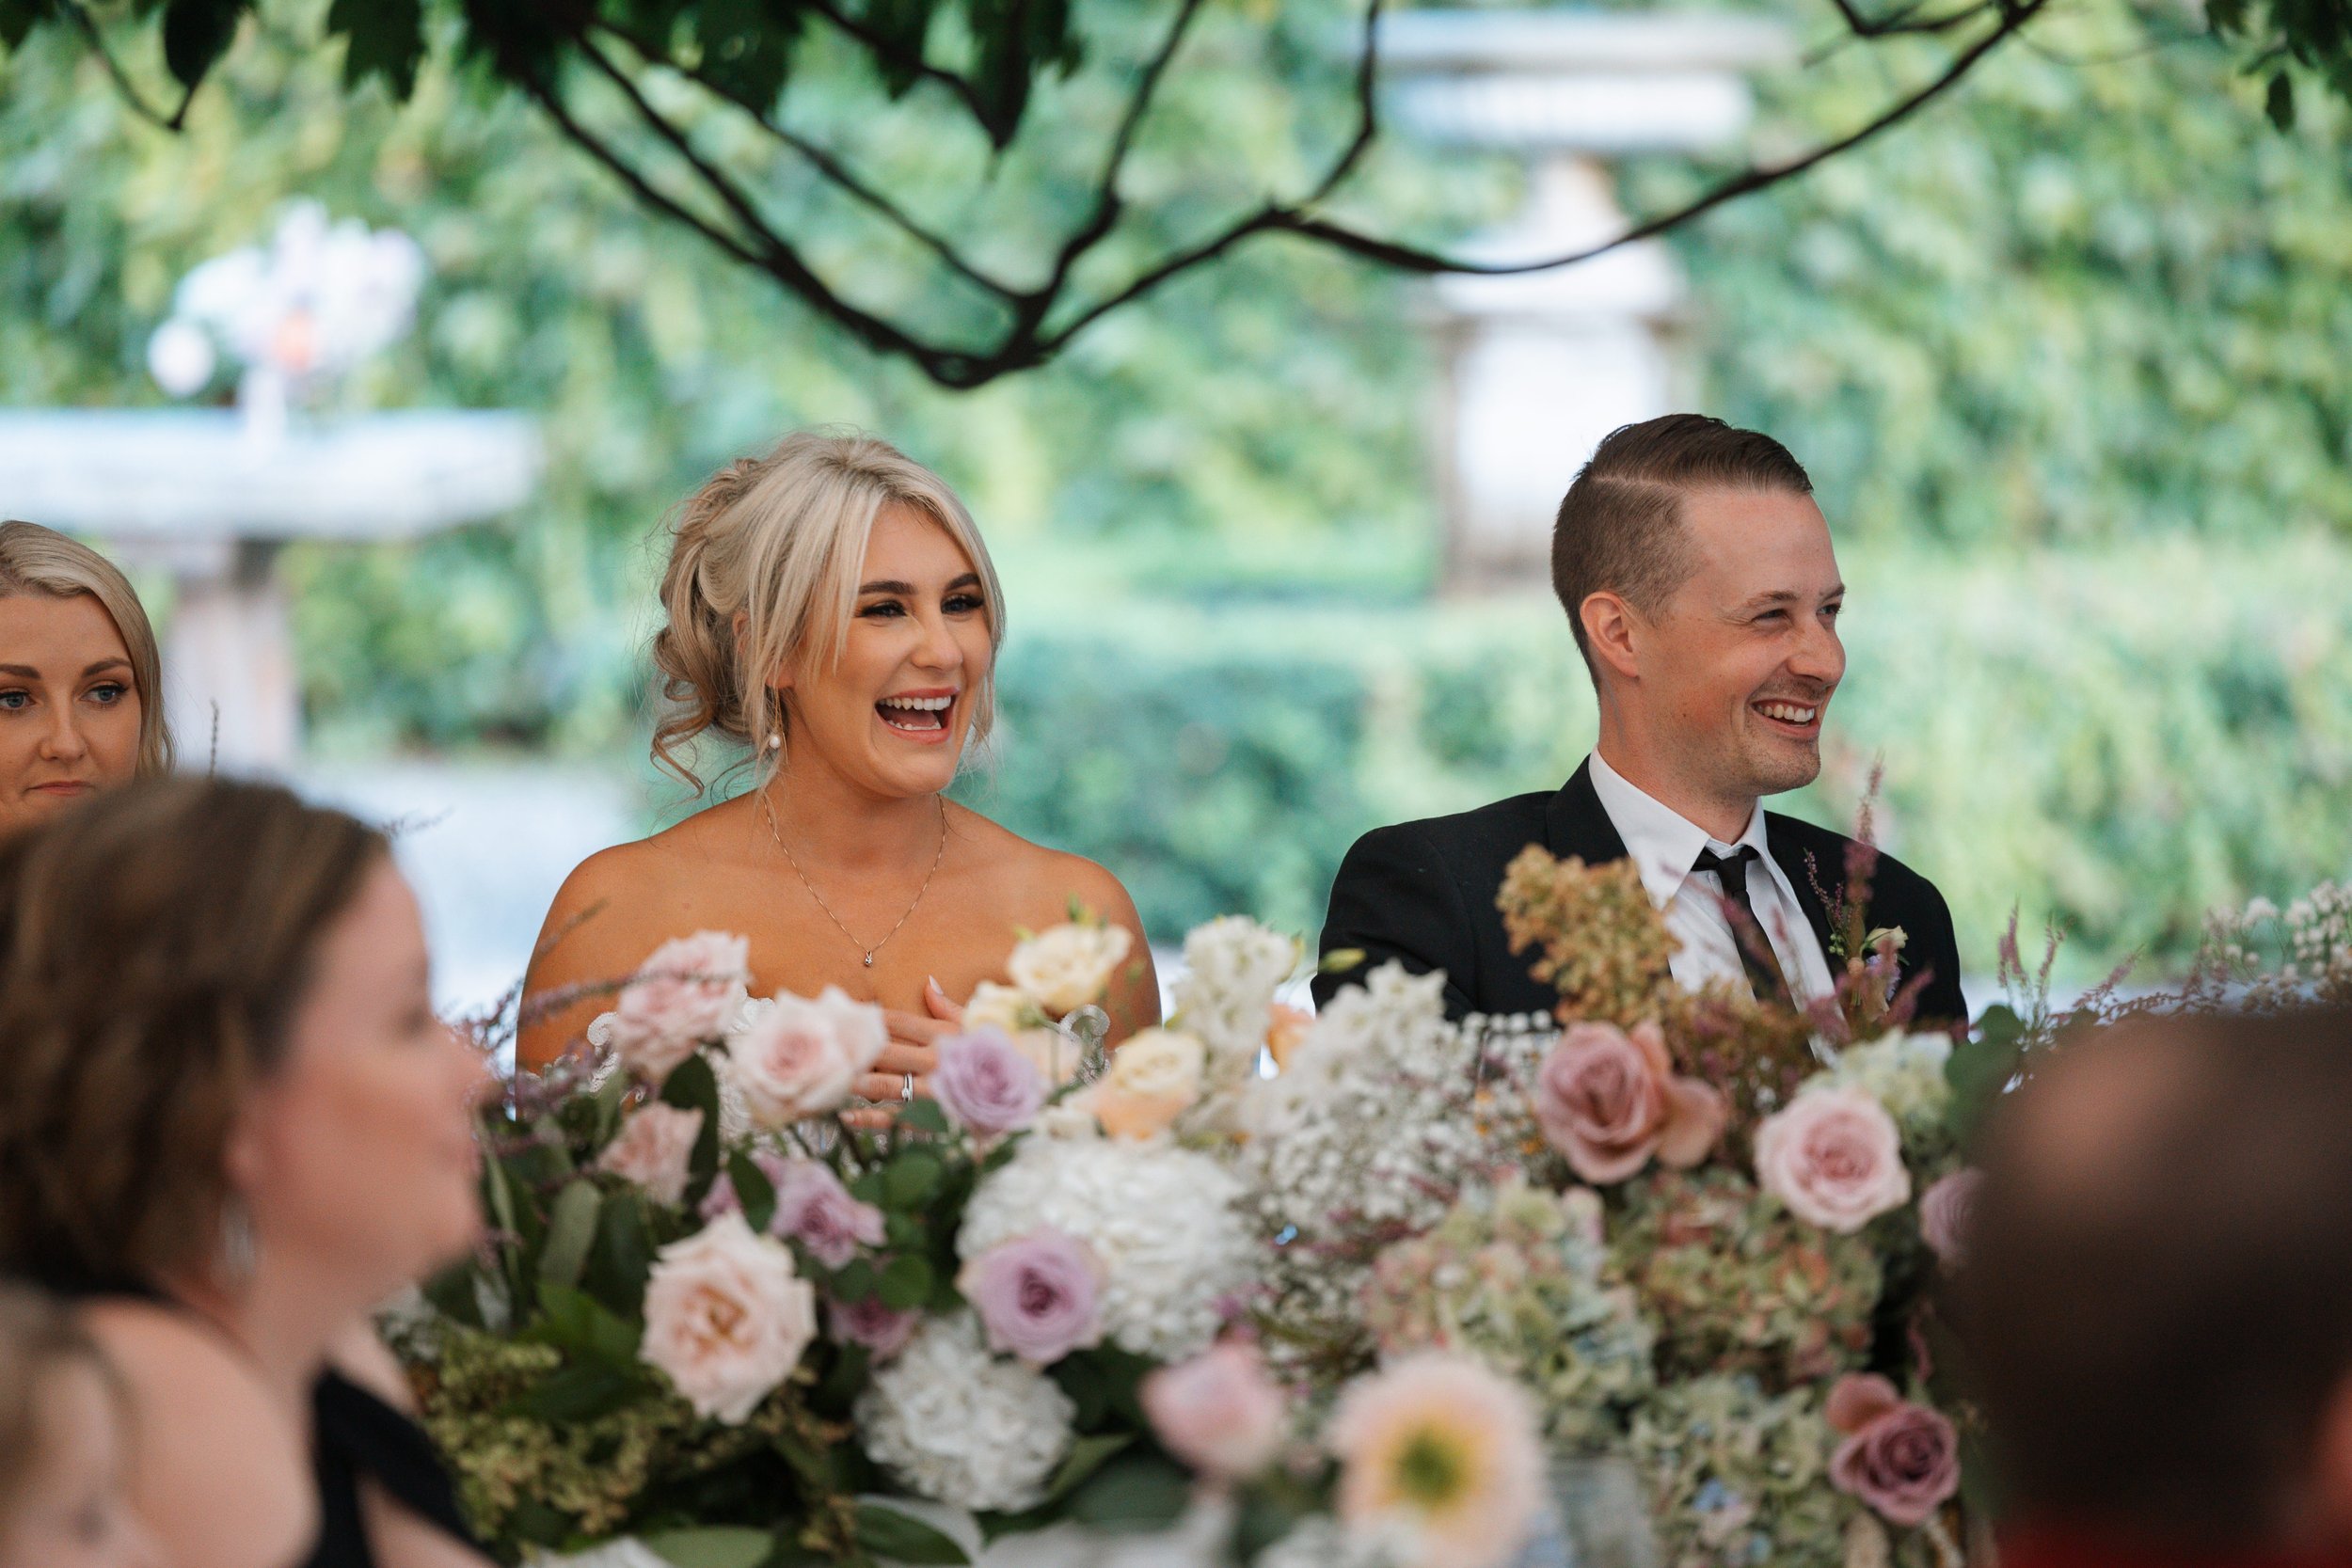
[761,790,948,969]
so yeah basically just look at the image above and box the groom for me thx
[1313,414,1966,1025]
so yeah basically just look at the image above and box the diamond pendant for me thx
[863,952,876,968]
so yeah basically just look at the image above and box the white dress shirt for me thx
[1585,751,1836,1006]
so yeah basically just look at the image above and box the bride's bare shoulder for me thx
[949,805,1141,927]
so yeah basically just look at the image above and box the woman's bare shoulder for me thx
[83,1302,316,1568]
[949,805,1138,922]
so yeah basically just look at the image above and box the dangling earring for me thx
[216,1194,259,1288]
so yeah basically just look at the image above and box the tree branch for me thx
[56,0,198,131]
[1031,0,2045,362]
[585,17,1018,300]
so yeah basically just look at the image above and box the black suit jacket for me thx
[1312,760,1968,1026]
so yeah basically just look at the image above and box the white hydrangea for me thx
[1821,1031,1953,1136]
[854,1312,1076,1513]
[959,1134,1254,1361]
[1234,964,1537,1346]
[1172,916,1300,1074]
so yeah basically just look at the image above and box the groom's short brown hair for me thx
[1550,414,1813,674]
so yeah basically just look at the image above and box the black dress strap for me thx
[308,1368,482,1568]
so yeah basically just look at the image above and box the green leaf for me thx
[834,1257,879,1303]
[660,1053,724,1193]
[2266,70,2297,131]
[877,1253,933,1310]
[326,0,423,98]
[642,1526,781,1568]
[853,1499,972,1564]
[895,1099,950,1136]
[534,1279,643,1368]
[1063,1454,1192,1532]
[161,0,246,91]
[536,1180,602,1291]
[882,1149,943,1207]
[421,1259,485,1328]
[727,1147,778,1233]
[516,1361,639,1422]
[1945,1019,2025,1148]
[0,0,45,52]
[584,1190,657,1317]
[1039,1432,1133,1506]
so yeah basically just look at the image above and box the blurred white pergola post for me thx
[0,408,541,770]
[1379,10,1794,591]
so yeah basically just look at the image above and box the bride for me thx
[517,432,1159,1086]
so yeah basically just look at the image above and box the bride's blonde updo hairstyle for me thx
[651,430,1006,792]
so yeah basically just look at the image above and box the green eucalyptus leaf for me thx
[877,1253,933,1310]
[641,1526,781,1568]
[853,1499,971,1564]
[536,1180,602,1291]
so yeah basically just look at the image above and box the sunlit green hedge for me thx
[967,538,2352,981]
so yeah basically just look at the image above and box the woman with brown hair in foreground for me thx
[0,520,172,833]
[0,778,494,1568]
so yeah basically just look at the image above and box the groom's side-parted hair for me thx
[1550,414,1813,677]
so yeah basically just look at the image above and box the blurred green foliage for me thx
[3,1,2350,975]
[974,534,2352,977]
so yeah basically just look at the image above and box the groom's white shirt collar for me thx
[1585,749,1835,1003]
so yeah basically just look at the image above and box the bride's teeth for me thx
[1758,703,1817,723]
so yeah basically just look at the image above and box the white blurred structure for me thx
[1379,10,1794,590]
[0,203,538,768]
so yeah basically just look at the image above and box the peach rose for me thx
[595,1102,704,1205]
[639,1212,818,1424]
[1009,923,1133,1017]
[1264,1005,1313,1072]
[1534,1021,1727,1184]
[1085,1028,1206,1141]
[1754,1086,1912,1233]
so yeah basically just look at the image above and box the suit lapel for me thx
[1544,759,1632,867]
[1766,825,1841,973]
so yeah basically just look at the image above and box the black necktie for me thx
[1692,846,1789,1004]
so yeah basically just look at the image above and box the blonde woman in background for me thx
[0,521,172,832]
[0,1284,160,1568]
[519,431,1158,1077]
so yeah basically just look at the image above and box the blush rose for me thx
[596,1102,704,1205]
[724,987,887,1127]
[1534,1021,1728,1184]
[607,931,749,1083]
[1824,1373,1962,1527]
[639,1212,818,1424]
[1141,1338,1287,1481]
[1754,1086,1913,1232]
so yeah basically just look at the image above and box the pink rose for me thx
[595,1102,704,1205]
[1919,1169,1984,1267]
[958,1229,1104,1366]
[931,1028,1047,1140]
[828,1293,921,1361]
[764,1156,885,1269]
[1825,1374,1961,1527]
[1754,1086,1913,1232]
[723,988,887,1127]
[639,1212,818,1424]
[1534,1021,1728,1184]
[1142,1339,1287,1481]
[607,931,749,1082]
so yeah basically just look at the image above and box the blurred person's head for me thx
[653,429,1005,802]
[0,522,171,835]
[0,778,486,1319]
[0,1284,159,1568]
[1961,1006,2352,1557]
[1551,416,1839,832]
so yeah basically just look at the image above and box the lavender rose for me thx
[1754,1085,1913,1232]
[829,1294,922,1361]
[959,1229,1104,1366]
[1919,1169,1985,1267]
[608,931,749,1082]
[760,1153,885,1269]
[932,1028,1047,1140]
[1825,1374,1962,1527]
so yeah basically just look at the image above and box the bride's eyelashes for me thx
[856,592,989,621]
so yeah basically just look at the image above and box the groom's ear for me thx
[1581,591,1644,685]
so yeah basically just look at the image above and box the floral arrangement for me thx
[406,915,1260,1566]
[1167,847,2008,1568]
